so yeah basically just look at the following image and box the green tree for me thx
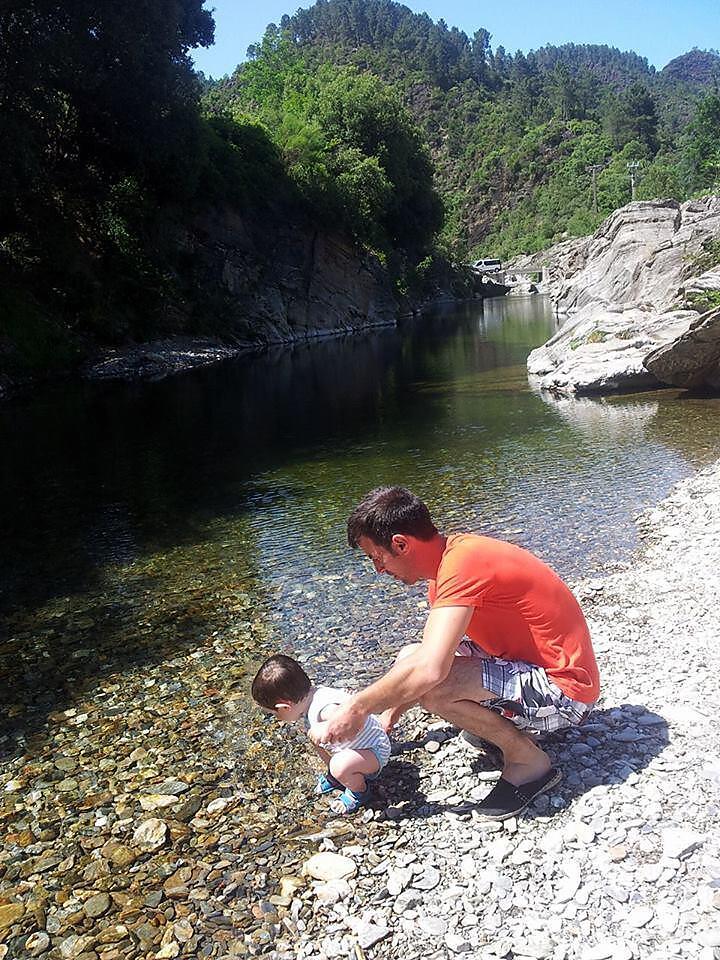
[681,92,720,193]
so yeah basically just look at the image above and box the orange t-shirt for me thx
[428,534,600,704]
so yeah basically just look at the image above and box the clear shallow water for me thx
[2,296,720,714]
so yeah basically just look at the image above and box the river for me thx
[2,296,719,750]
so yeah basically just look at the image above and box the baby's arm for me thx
[308,701,342,749]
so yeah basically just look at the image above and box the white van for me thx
[472,258,503,274]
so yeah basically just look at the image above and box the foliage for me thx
[207,37,443,256]
[264,0,720,261]
[681,93,720,193]
[3,0,720,377]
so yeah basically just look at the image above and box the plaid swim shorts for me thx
[455,640,595,734]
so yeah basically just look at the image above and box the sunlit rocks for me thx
[132,817,170,850]
[0,903,24,930]
[303,851,357,881]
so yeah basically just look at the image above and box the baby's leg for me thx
[329,748,379,793]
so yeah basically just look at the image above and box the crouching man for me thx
[321,486,600,820]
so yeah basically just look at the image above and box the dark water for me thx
[2,297,720,725]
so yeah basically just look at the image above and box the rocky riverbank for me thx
[2,458,719,959]
[520,197,720,395]
[275,460,720,960]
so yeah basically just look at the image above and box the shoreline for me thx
[0,288,507,401]
[1,461,718,958]
[277,459,720,959]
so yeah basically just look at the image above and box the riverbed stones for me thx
[132,817,169,850]
[303,852,357,881]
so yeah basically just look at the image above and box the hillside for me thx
[2,0,719,385]
[210,0,720,260]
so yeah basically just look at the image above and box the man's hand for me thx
[379,706,404,733]
[307,720,331,747]
[321,699,367,745]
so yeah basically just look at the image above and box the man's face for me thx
[357,534,419,585]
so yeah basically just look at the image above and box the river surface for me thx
[2,296,720,747]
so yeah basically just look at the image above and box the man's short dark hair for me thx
[251,655,311,710]
[347,486,438,549]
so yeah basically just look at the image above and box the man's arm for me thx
[321,605,473,744]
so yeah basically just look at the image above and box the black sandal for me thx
[476,767,562,820]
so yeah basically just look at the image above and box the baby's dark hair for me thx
[251,654,311,710]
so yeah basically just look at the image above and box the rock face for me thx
[525,197,720,394]
[645,304,720,389]
[84,207,398,382]
[182,208,398,344]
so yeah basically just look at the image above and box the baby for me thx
[251,654,391,815]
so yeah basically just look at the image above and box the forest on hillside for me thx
[209,0,720,259]
[1,0,719,379]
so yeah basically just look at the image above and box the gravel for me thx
[1,461,719,960]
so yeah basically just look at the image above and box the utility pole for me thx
[586,164,603,213]
[627,160,642,201]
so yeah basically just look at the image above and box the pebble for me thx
[582,941,632,960]
[412,865,441,890]
[25,931,51,956]
[83,892,111,918]
[627,904,654,928]
[661,827,704,860]
[417,915,448,937]
[0,903,24,930]
[3,454,720,960]
[445,932,472,953]
[348,916,391,948]
[303,852,357,881]
[133,817,169,850]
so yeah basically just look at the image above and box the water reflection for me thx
[2,297,719,652]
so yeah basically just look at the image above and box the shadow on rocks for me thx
[377,705,669,822]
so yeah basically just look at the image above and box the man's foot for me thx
[475,767,562,820]
[502,740,552,787]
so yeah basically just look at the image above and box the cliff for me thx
[2,208,400,393]
[523,197,720,394]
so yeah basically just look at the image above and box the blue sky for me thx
[192,0,719,78]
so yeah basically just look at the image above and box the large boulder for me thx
[644,305,720,389]
[526,197,720,394]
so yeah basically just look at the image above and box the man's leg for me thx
[419,656,552,786]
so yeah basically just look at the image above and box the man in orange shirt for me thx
[319,486,600,820]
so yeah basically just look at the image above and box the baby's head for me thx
[251,654,312,723]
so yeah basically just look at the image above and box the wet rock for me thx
[25,931,51,956]
[0,903,24,930]
[100,841,137,867]
[83,892,111,918]
[133,818,169,851]
[59,934,94,959]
